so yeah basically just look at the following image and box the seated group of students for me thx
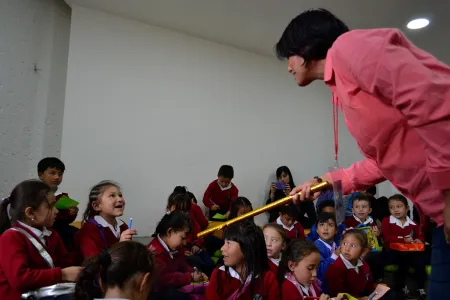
[0,158,431,300]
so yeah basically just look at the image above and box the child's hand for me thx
[62,266,82,282]
[201,272,208,281]
[211,205,220,211]
[413,239,423,244]
[372,226,380,236]
[191,246,201,254]
[224,211,230,219]
[185,251,193,257]
[119,229,137,242]
[404,236,413,243]
[319,294,331,300]
[69,206,79,216]
[191,271,203,282]
[334,246,341,256]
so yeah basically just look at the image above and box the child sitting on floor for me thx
[278,240,331,300]
[307,200,346,243]
[263,223,288,274]
[275,204,305,240]
[228,196,253,220]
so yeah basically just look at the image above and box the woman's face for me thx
[279,172,290,184]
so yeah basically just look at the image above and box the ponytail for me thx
[73,254,103,300]
[0,197,12,235]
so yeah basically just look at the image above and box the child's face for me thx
[341,234,364,264]
[280,213,295,228]
[264,227,285,259]
[93,185,125,218]
[28,192,58,228]
[321,206,336,214]
[317,219,337,242]
[352,200,372,220]
[289,252,320,287]
[221,239,244,268]
[165,228,188,250]
[388,199,408,220]
[38,168,64,190]
[218,176,232,188]
[279,172,290,184]
[237,206,252,217]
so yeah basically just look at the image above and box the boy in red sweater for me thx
[380,194,427,299]
[37,157,79,251]
[343,194,379,234]
[275,204,305,240]
[203,165,239,220]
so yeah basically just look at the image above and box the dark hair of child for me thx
[173,186,188,194]
[342,229,369,250]
[218,165,234,179]
[218,220,268,295]
[280,203,297,217]
[229,196,253,220]
[73,241,155,300]
[316,199,335,215]
[167,192,191,212]
[0,180,51,234]
[275,166,296,189]
[37,157,65,174]
[277,240,319,287]
[152,211,192,238]
[263,223,289,244]
[388,194,408,206]
[365,186,377,196]
[187,192,197,204]
[317,212,337,226]
[353,194,372,208]
[82,180,120,222]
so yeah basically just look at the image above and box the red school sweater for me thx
[189,203,208,230]
[147,236,193,289]
[275,217,306,240]
[74,217,128,260]
[202,180,239,211]
[343,215,378,229]
[53,193,77,225]
[381,216,424,249]
[0,223,76,300]
[268,258,279,275]
[325,255,375,297]
[205,267,280,300]
[281,279,321,300]
[185,219,205,249]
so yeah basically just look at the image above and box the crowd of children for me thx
[0,158,432,300]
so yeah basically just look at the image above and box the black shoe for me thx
[416,289,427,300]
[402,286,416,300]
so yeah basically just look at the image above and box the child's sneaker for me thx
[402,286,415,300]
[416,289,427,300]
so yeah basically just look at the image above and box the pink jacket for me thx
[324,29,450,226]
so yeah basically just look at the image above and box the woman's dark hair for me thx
[167,192,191,212]
[152,211,192,238]
[0,180,51,234]
[275,166,295,189]
[317,199,335,215]
[278,240,319,287]
[317,212,337,227]
[263,223,289,245]
[218,221,269,296]
[74,241,155,300]
[229,197,253,220]
[82,180,120,222]
[342,229,369,250]
[275,8,349,65]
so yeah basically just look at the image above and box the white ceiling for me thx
[65,0,450,63]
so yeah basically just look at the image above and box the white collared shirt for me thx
[353,215,374,225]
[157,234,174,259]
[219,265,254,283]
[217,180,232,191]
[17,221,52,246]
[299,284,310,296]
[340,254,364,274]
[94,215,124,239]
[269,256,281,266]
[276,216,298,231]
[317,238,338,260]
[389,215,416,229]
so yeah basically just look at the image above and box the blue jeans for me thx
[428,226,450,300]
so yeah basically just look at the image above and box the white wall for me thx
[0,0,71,197]
[62,6,395,236]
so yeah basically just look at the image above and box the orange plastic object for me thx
[390,243,425,251]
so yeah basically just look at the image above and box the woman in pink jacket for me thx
[276,8,450,300]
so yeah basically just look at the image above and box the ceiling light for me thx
[407,18,429,30]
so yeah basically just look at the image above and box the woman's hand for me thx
[290,175,330,204]
[270,183,276,196]
[284,183,292,195]
[119,229,137,242]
